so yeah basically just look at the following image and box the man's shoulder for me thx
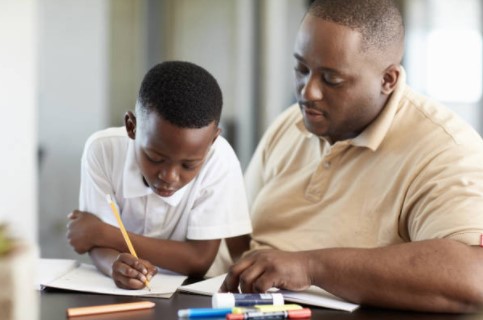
[399,88,483,147]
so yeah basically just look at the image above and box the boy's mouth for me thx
[153,185,176,197]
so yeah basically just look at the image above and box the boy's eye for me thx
[182,163,198,171]
[145,152,164,163]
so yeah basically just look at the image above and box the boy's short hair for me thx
[137,61,222,128]
[308,0,404,53]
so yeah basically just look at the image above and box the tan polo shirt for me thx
[246,69,483,252]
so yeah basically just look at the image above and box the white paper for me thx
[39,260,187,298]
[36,258,80,290]
[178,273,359,312]
[281,286,359,312]
[178,274,225,295]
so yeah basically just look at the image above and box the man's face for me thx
[128,111,219,198]
[293,14,389,142]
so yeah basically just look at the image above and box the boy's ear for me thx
[381,64,401,95]
[124,111,137,140]
[212,127,222,144]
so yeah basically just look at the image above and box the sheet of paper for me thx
[178,273,359,312]
[280,286,359,312]
[44,263,187,298]
[178,274,225,295]
[36,258,80,290]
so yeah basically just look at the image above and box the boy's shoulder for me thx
[203,135,240,170]
[83,127,129,155]
[85,127,127,145]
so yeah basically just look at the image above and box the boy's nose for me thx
[159,166,179,183]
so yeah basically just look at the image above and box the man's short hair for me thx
[137,61,222,128]
[308,0,404,53]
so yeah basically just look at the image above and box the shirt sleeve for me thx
[79,135,118,226]
[185,138,252,240]
[405,141,483,245]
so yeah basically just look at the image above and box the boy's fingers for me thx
[116,254,149,275]
[114,261,147,282]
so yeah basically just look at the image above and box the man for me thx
[222,0,483,313]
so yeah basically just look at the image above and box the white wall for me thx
[0,0,38,244]
[38,0,109,258]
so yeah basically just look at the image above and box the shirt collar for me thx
[296,66,407,151]
[122,139,187,206]
[351,67,407,151]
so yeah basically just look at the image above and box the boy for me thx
[67,61,252,290]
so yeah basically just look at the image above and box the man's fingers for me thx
[220,257,258,292]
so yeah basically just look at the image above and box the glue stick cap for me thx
[212,293,284,308]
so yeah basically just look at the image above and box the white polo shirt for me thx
[79,127,252,242]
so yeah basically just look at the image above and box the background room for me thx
[1,0,482,262]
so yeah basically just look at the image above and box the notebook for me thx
[37,258,187,298]
[178,274,359,312]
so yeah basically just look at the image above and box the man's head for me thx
[294,0,404,142]
[125,61,222,198]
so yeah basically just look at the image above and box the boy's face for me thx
[125,111,220,198]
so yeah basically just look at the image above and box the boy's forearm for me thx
[88,247,120,277]
[94,223,220,276]
[226,235,251,262]
[96,223,130,253]
[129,233,220,277]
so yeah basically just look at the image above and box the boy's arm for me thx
[69,211,220,277]
[226,235,251,262]
[101,223,221,277]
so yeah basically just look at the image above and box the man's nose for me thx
[301,75,323,101]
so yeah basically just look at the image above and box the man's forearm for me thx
[307,239,483,313]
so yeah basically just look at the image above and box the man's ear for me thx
[381,64,401,95]
[124,111,137,140]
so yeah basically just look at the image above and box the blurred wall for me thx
[0,0,38,244]
[38,0,109,258]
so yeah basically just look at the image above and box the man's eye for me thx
[294,65,309,75]
[323,74,344,86]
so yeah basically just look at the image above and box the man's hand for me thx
[220,249,312,293]
[112,253,158,290]
[66,210,104,253]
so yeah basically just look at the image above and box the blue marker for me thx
[178,307,233,318]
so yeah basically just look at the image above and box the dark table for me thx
[40,288,483,320]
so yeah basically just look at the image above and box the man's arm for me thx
[68,211,220,277]
[221,239,483,313]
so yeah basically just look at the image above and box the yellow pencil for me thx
[106,194,151,291]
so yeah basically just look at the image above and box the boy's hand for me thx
[67,210,104,253]
[112,253,157,290]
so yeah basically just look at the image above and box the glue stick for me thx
[212,293,284,308]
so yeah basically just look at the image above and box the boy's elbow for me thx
[186,258,212,278]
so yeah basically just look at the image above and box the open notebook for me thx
[37,258,187,298]
[178,274,359,312]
